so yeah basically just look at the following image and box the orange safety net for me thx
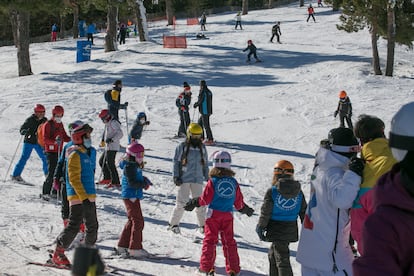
[186,18,199,25]
[163,36,187,48]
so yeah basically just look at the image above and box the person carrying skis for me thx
[51,123,98,267]
[270,22,281,43]
[193,80,214,145]
[168,122,209,234]
[243,40,261,63]
[130,112,150,143]
[334,90,353,129]
[176,82,192,138]
[11,104,48,183]
[296,127,364,275]
[53,120,97,244]
[350,115,397,255]
[98,109,123,188]
[184,150,254,276]
[116,142,152,258]
[306,4,316,22]
[256,160,307,276]
[353,102,414,276]
[235,12,242,30]
[104,79,128,121]
[41,105,71,201]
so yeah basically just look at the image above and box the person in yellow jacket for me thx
[350,115,397,255]
[51,124,98,267]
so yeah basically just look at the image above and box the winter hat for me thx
[389,101,414,162]
[183,82,190,88]
[200,80,206,87]
[113,80,122,86]
[354,114,385,144]
[328,127,360,157]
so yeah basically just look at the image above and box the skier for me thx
[243,40,261,63]
[270,22,281,43]
[116,142,152,258]
[119,24,127,45]
[11,104,48,183]
[130,112,150,143]
[184,150,254,276]
[306,4,316,22]
[350,115,397,255]
[296,127,364,275]
[176,82,192,138]
[104,79,128,121]
[256,160,307,276]
[353,102,414,275]
[53,120,97,244]
[193,80,214,145]
[200,12,207,31]
[41,105,71,201]
[86,23,96,45]
[318,0,324,7]
[51,124,98,267]
[98,109,123,188]
[51,23,58,41]
[168,122,209,234]
[334,90,353,129]
[235,12,242,30]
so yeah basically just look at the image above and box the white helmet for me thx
[389,102,414,161]
[211,150,232,169]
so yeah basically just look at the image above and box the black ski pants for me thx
[178,110,190,136]
[198,114,214,141]
[268,241,293,276]
[99,150,120,184]
[43,152,58,195]
[57,201,98,249]
[339,114,353,129]
[235,21,242,29]
[270,33,280,43]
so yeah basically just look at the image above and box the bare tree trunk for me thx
[136,0,147,41]
[385,4,395,77]
[9,10,18,47]
[59,13,65,39]
[73,5,79,38]
[332,0,340,11]
[300,0,305,7]
[165,0,174,25]
[13,9,33,76]
[268,0,273,8]
[371,25,382,75]
[242,0,248,15]
[105,3,117,52]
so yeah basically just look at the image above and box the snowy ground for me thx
[0,2,413,275]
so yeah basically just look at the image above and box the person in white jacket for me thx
[296,127,364,276]
[98,109,123,188]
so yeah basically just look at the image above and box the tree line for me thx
[0,0,413,77]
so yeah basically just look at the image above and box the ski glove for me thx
[55,135,62,144]
[238,204,254,217]
[173,177,183,186]
[193,103,199,108]
[334,111,338,118]
[184,197,200,211]
[119,102,129,109]
[52,178,61,191]
[143,176,152,190]
[99,141,106,147]
[349,157,365,177]
[256,225,267,241]
[105,138,113,143]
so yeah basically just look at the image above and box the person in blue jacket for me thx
[256,160,307,276]
[193,80,214,145]
[87,23,96,45]
[116,142,152,258]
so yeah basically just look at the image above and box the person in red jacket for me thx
[306,4,316,22]
[41,105,70,200]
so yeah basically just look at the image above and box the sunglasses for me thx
[274,168,294,174]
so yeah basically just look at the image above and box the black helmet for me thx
[328,127,360,157]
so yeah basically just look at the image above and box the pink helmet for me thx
[211,150,232,169]
[127,142,145,163]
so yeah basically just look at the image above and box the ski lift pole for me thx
[3,135,24,182]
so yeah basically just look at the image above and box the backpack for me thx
[272,25,278,34]
[37,120,54,147]
[104,89,112,104]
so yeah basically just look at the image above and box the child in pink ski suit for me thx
[184,150,254,276]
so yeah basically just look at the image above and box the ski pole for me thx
[124,106,130,144]
[3,135,24,182]
[97,126,108,187]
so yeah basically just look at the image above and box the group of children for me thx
[9,78,414,275]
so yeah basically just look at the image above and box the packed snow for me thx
[0,2,413,275]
